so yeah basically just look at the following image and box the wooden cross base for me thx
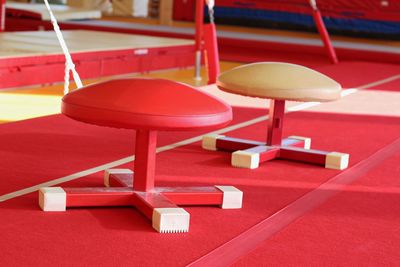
[202,100,349,170]
[39,170,242,233]
[203,135,349,170]
[39,130,242,233]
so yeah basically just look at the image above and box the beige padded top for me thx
[217,62,342,102]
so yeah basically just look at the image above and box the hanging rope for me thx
[206,0,215,23]
[203,0,220,84]
[308,0,338,64]
[309,0,317,11]
[43,0,83,95]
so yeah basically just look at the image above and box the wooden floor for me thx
[0,30,193,58]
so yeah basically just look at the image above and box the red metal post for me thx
[194,0,205,79]
[267,100,285,146]
[0,0,5,32]
[312,8,338,64]
[195,0,205,52]
[203,23,220,84]
[133,130,157,192]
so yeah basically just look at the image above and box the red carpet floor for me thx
[0,61,399,266]
[234,142,400,266]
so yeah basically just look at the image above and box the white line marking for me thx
[0,156,134,202]
[340,88,358,97]
[287,101,321,112]
[0,74,398,202]
[357,74,400,90]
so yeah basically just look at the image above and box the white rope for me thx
[206,0,215,10]
[309,0,318,10]
[206,0,215,23]
[43,0,83,95]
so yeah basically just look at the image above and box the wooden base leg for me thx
[159,185,243,209]
[280,147,349,170]
[152,208,190,233]
[39,187,134,211]
[65,187,134,207]
[325,152,350,170]
[231,145,280,169]
[39,187,66,211]
[104,169,133,187]
[202,134,264,152]
[283,136,312,149]
[134,192,190,233]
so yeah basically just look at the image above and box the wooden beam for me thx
[159,0,173,25]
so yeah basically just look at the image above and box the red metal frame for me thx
[312,8,338,64]
[0,44,195,89]
[203,23,220,84]
[215,99,334,167]
[195,0,205,53]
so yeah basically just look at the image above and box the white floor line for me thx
[357,74,400,90]
[0,74,399,202]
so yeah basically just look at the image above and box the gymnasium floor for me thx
[1,25,400,266]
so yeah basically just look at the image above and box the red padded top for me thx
[61,78,232,131]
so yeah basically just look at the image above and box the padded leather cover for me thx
[62,78,232,131]
[217,62,342,102]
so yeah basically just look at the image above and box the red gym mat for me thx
[1,109,400,266]
[234,141,400,267]
[1,61,399,266]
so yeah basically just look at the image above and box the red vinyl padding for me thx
[62,78,232,131]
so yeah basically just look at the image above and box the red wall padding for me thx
[173,0,196,21]
[173,0,400,22]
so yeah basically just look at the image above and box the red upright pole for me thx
[310,1,338,64]
[195,0,205,53]
[267,100,286,146]
[133,130,157,192]
[194,0,205,80]
[203,23,220,84]
[0,0,5,32]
